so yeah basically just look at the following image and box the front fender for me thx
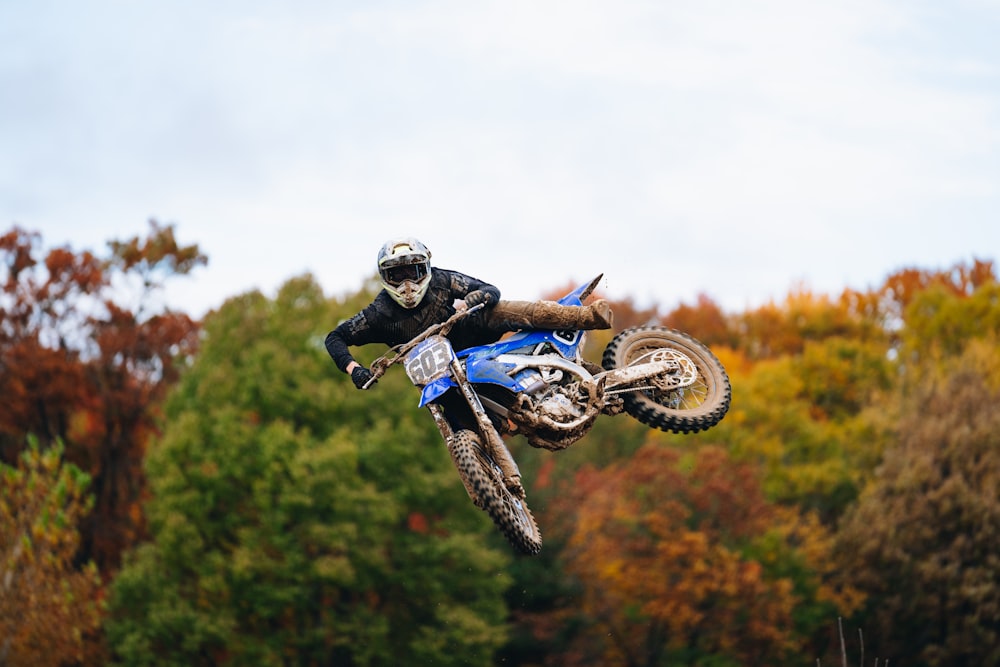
[418,376,457,408]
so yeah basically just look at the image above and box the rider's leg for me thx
[486,299,613,332]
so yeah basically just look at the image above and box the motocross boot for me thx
[487,299,613,331]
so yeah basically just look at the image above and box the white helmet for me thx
[377,237,432,308]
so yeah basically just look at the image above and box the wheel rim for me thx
[627,342,712,411]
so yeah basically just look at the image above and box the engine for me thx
[535,388,583,422]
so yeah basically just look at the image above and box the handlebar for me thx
[362,303,484,389]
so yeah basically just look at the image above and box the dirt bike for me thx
[365,275,731,555]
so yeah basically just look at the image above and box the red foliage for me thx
[661,293,735,348]
[0,222,205,572]
[407,512,430,534]
[529,445,800,665]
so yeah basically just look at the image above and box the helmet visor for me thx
[382,262,427,286]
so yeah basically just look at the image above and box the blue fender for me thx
[418,376,456,408]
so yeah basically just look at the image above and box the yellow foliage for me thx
[0,442,104,666]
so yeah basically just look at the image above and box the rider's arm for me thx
[324,327,357,374]
[326,313,381,389]
[446,269,500,307]
[325,309,374,374]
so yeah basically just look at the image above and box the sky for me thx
[2,0,999,318]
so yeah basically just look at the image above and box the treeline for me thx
[1,224,998,666]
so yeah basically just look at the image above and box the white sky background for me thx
[2,0,999,317]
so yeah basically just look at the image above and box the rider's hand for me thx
[351,366,376,390]
[464,290,495,309]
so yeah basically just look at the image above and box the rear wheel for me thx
[602,326,731,433]
[449,430,542,555]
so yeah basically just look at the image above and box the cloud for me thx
[1,1,998,317]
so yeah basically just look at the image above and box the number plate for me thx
[404,336,455,386]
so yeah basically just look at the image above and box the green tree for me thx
[898,280,1000,369]
[107,275,511,666]
[836,345,1000,666]
[1,439,103,666]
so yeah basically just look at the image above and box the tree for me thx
[898,280,1000,368]
[665,333,894,523]
[0,222,205,570]
[732,287,882,361]
[836,346,1000,666]
[107,275,512,666]
[850,259,996,358]
[0,439,103,666]
[661,292,737,350]
[537,444,860,666]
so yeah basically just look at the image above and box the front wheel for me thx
[448,430,543,555]
[602,326,731,434]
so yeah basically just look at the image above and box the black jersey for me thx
[325,268,501,372]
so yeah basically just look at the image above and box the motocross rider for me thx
[325,236,614,393]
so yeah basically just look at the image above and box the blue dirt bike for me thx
[365,275,731,554]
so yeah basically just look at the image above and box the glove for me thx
[464,290,495,309]
[351,365,375,390]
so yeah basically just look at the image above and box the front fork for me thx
[427,361,526,501]
[427,403,481,506]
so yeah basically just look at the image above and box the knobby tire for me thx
[449,430,543,555]
[602,326,731,434]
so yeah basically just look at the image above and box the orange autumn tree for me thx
[551,444,860,666]
[0,222,205,571]
[660,292,736,350]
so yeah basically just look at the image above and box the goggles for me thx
[382,262,428,286]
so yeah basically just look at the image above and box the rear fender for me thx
[557,273,602,306]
